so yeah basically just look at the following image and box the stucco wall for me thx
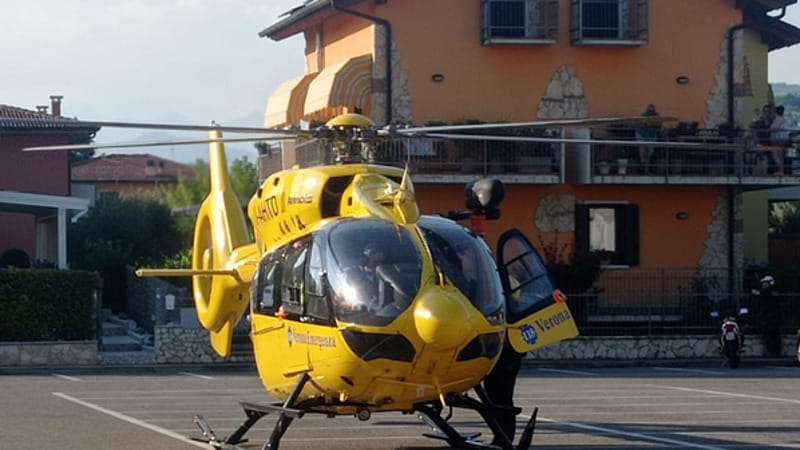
[365,0,742,125]
[416,184,725,269]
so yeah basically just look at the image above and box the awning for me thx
[303,54,373,123]
[265,73,319,128]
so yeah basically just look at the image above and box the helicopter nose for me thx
[413,286,472,350]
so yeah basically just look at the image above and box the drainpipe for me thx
[331,0,393,125]
[728,187,735,297]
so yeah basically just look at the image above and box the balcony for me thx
[294,136,564,184]
[577,127,800,186]
[481,0,559,45]
[570,0,648,46]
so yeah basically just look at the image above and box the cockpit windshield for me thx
[325,219,422,326]
[418,217,505,319]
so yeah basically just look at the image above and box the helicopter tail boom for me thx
[190,131,257,357]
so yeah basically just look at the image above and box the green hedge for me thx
[0,269,100,342]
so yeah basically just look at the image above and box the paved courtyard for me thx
[1,365,798,449]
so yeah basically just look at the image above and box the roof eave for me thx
[259,0,366,41]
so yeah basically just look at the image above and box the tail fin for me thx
[191,129,257,357]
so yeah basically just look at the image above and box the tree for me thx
[69,196,184,311]
[160,157,257,208]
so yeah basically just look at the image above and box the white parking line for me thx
[51,373,82,382]
[649,384,800,406]
[537,368,598,376]
[532,415,726,450]
[179,371,215,380]
[652,367,724,376]
[52,392,207,449]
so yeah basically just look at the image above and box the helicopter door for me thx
[496,229,579,353]
[250,241,311,376]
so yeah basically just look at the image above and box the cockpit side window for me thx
[253,254,280,315]
[280,241,307,316]
[304,233,333,324]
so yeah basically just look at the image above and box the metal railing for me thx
[564,268,800,336]
[481,0,559,44]
[296,136,563,181]
[587,127,800,183]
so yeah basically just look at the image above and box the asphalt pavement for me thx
[1,365,799,449]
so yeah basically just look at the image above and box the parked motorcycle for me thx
[711,308,748,369]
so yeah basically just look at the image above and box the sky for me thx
[1,1,799,163]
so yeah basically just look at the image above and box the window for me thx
[481,0,559,45]
[419,217,505,319]
[570,0,648,45]
[304,233,332,323]
[280,241,307,316]
[575,203,639,266]
[253,255,280,314]
[324,219,422,327]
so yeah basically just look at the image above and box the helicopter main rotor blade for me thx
[388,116,677,135]
[23,136,290,152]
[0,118,305,135]
[422,133,741,150]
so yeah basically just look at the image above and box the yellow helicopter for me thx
[23,112,596,450]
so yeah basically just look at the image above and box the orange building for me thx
[260,0,800,319]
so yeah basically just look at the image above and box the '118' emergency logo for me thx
[520,324,538,345]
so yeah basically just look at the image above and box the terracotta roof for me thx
[71,154,195,183]
[0,104,100,134]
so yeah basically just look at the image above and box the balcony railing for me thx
[580,128,800,185]
[481,0,559,45]
[295,136,564,184]
[570,0,648,46]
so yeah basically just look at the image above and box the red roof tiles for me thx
[71,154,195,183]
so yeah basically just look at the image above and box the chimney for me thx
[50,95,63,117]
[36,105,49,114]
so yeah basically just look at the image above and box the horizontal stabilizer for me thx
[136,268,239,279]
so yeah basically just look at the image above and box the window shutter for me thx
[621,204,640,266]
[546,0,560,41]
[636,0,649,42]
[481,0,491,44]
[570,0,582,44]
[575,203,590,257]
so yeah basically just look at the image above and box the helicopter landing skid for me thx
[415,385,538,450]
[191,373,310,450]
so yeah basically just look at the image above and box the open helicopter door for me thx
[497,229,579,353]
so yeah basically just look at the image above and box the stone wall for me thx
[528,335,797,360]
[155,326,252,364]
[372,25,413,125]
[537,66,588,120]
[126,268,188,333]
[0,341,97,366]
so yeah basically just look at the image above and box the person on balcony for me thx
[751,104,775,145]
[636,104,661,174]
[768,106,789,174]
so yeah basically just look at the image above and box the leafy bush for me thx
[0,269,100,341]
[69,196,184,311]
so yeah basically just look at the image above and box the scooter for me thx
[711,308,748,369]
